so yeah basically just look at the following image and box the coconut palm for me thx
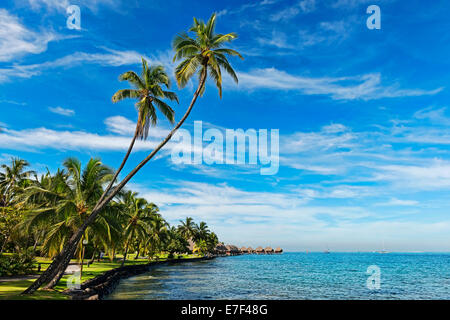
[173,12,243,98]
[20,158,116,285]
[0,158,35,207]
[98,60,178,207]
[178,217,196,240]
[194,221,210,242]
[119,191,157,266]
[24,13,241,294]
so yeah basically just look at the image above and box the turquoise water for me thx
[107,253,450,300]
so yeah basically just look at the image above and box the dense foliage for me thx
[0,157,219,274]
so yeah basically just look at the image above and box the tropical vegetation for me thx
[0,12,240,295]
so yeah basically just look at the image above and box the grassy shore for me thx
[0,253,201,300]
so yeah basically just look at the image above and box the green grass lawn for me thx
[0,253,202,300]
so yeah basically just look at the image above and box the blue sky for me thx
[1,0,450,251]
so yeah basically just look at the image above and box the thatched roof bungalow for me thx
[240,247,247,253]
[265,246,274,254]
[255,246,264,254]
[215,243,227,255]
[247,247,254,254]
[275,247,283,254]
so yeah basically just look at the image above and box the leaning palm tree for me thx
[98,59,178,208]
[24,12,242,294]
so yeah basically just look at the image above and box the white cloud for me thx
[217,0,276,17]
[25,0,120,12]
[375,161,450,189]
[105,116,135,135]
[235,68,443,100]
[0,48,149,83]
[270,0,315,21]
[375,198,419,207]
[48,106,75,116]
[0,9,57,62]
[0,127,157,152]
[256,31,295,49]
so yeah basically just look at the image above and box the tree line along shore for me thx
[213,244,283,255]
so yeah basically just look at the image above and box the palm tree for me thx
[98,59,178,208]
[178,217,196,240]
[173,12,243,97]
[20,158,116,286]
[0,158,35,208]
[119,191,156,266]
[0,158,35,252]
[194,221,210,242]
[24,12,242,294]
[145,214,169,260]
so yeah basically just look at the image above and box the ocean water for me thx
[107,252,450,300]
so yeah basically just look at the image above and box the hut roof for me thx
[275,247,283,252]
[227,245,239,252]
[265,246,273,252]
[247,247,253,251]
[215,243,227,252]
[240,247,247,251]
[255,246,264,252]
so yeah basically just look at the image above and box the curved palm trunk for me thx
[23,68,208,294]
[95,127,139,209]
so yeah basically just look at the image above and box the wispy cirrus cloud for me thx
[217,0,277,17]
[234,68,443,100]
[269,0,315,22]
[24,0,121,12]
[0,9,58,62]
[0,48,149,83]
[48,106,75,116]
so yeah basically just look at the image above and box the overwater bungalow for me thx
[225,245,240,255]
[240,247,247,254]
[215,243,227,255]
[247,247,254,254]
[265,246,274,254]
[255,246,264,254]
[274,247,283,254]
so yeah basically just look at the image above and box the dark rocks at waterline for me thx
[66,257,214,300]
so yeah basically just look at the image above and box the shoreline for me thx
[67,256,215,300]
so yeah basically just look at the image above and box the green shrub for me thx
[0,250,36,277]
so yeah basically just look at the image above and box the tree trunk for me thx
[89,246,97,264]
[95,128,139,210]
[23,68,208,294]
[134,242,140,259]
[121,241,129,267]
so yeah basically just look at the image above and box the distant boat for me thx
[324,249,330,254]
[377,240,389,254]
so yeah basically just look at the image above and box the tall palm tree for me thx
[98,59,178,208]
[173,12,243,97]
[24,12,242,294]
